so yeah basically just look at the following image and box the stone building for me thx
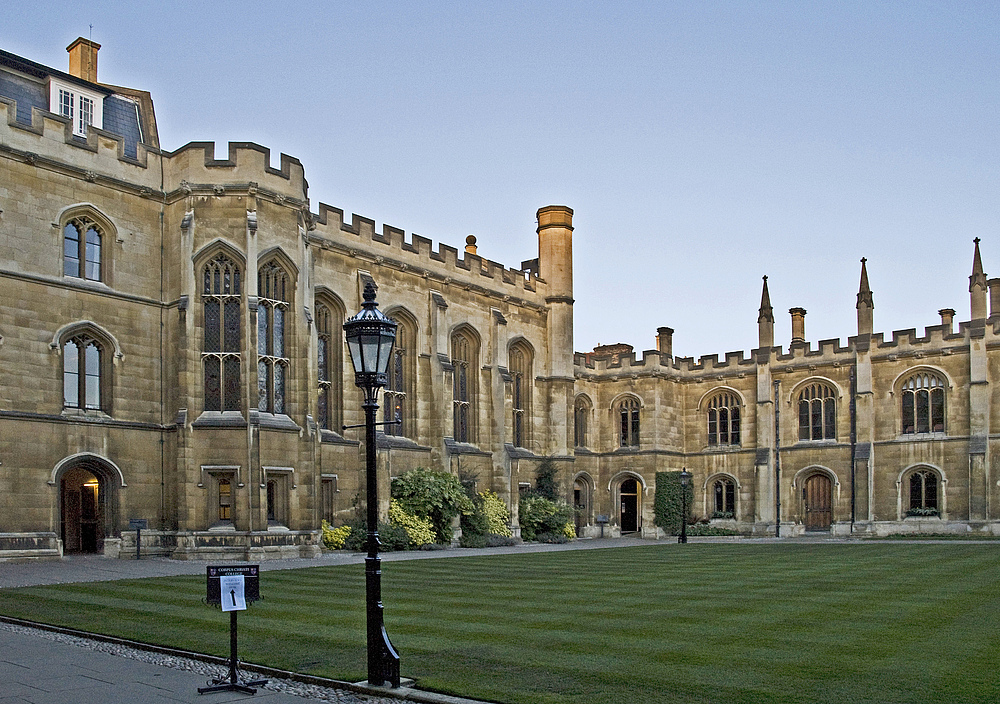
[1,40,997,559]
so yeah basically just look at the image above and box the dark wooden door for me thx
[803,474,832,530]
[620,479,639,533]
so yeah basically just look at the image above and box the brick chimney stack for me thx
[67,37,100,83]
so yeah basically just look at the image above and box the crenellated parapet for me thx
[0,98,160,191]
[309,201,544,301]
[161,141,307,205]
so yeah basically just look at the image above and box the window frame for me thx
[797,382,837,441]
[50,79,104,137]
[707,392,742,447]
[62,332,108,413]
[201,252,243,413]
[617,397,641,448]
[900,372,946,435]
[451,328,478,444]
[256,261,290,416]
[509,342,532,448]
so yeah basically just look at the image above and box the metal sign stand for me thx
[199,565,267,695]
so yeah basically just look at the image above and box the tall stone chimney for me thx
[656,327,673,357]
[789,307,807,344]
[988,279,1000,319]
[464,235,477,255]
[67,38,100,83]
[939,308,955,333]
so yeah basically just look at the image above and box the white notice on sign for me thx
[219,574,247,611]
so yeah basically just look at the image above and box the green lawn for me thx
[1,544,999,704]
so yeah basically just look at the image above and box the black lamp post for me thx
[343,282,400,688]
[679,468,691,544]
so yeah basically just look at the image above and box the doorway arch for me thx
[56,456,121,554]
[619,477,641,533]
[802,473,833,531]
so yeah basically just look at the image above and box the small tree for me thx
[535,458,559,500]
[391,467,473,543]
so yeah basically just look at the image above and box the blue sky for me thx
[6,1,998,358]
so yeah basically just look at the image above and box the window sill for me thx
[61,408,111,420]
[192,411,246,428]
[208,522,236,532]
[320,428,357,445]
[704,444,742,453]
[896,433,947,441]
[255,412,301,431]
[794,439,838,446]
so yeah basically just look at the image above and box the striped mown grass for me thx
[1,543,998,703]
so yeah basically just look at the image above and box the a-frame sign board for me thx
[198,565,268,695]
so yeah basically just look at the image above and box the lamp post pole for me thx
[679,468,691,544]
[344,283,400,688]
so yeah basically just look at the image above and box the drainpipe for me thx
[774,380,781,538]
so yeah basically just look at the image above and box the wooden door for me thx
[620,479,639,533]
[803,474,832,530]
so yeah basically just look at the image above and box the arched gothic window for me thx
[63,334,103,411]
[452,329,478,443]
[509,343,532,448]
[202,254,242,412]
[707,392,741,446]
[617,397,640,448]
[316,303,338,431]
[907,469,940,516]
[384,322,409,436]
[901,373,945,434]
[574,397,590,448]
[63,217,102,281]
[712,477,736,518]
[257,262,290,414]
[798,383,836,441]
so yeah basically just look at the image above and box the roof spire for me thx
[857,257,873,308]
[970,237,988,319]
[857,258,874,336]
[757,275,774,323]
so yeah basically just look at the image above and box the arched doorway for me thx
[59,460,118,554]
[620,478,640,533]
[573,476,592,536]
[803,473,832,531]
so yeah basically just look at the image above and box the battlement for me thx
[162,141,306,203]
[0,98,159,188]
[311,202,542,296]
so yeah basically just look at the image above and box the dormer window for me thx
[50,80,103,137]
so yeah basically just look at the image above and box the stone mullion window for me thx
[316,305,332,429]
[797,383,836,441]
[574,398,589,448]
[63,218,102,281]
[63,335,103,411]
[452,333,474,443]
[713,478,736,517]
[383,325,408,436]
[908,470,939,514]
[257,263,290,415]
[707,392,741,446]
[901,373,945,434]
[202,254,242,412]
[510,347,527,448]
[617,398,640,448]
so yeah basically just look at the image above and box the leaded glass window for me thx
[901,373,945,434]
[908,469,939,515]
[63,335,103,411]
[384,325,408,436]
[707,392,741,446]
[713,478,736,518]
[797,383,836,441]
[257,262,290,414]
[452,331,476,443]
[63,218,102,281]
[618,397,640,448]
[202,254,242,412]
[510,344,531,448]
[574,397,590,448]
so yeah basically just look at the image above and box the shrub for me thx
[479,491,512,537]
[905,507,940,517]
[392,467,474,543]
[654,471,694,535]
[485,533,518,547]
[685,524,741,537]
[519,494,575,542]
[459,532,488,548]
[320,520,352,550]
[389,499,435,547]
